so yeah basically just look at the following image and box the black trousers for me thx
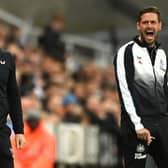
[0,125,14,168]
[120,116,168,168]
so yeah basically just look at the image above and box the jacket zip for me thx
[150,47,161,114]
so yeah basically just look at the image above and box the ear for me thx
[136,22,140,31]
[158,21,162,31]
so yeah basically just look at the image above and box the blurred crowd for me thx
[0,14,121,168]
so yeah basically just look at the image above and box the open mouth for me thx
[145,31,154,36]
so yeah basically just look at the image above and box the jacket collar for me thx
[133,36,160,49]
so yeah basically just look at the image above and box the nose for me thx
[146,21,154,27]
[146,22,151,26]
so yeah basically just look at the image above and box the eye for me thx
[141,20,157,25]
[151,21,157,24]
[142,21,149,24]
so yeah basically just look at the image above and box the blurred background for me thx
[0,1,163,168]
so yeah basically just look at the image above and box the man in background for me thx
[0,49,25,168]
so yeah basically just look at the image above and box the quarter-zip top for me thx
[114,36,168,130]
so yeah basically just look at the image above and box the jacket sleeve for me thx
[113,43,144,131]
[7,54,24,134]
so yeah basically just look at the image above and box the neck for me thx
[138,36,155,48]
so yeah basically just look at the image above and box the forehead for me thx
[140,12,159,21]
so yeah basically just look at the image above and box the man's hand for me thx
[15,134,26,149]
[136,128,153,145]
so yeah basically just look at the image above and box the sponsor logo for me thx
[137,56,143,64]
[136,144,145,153]
[134,144,147,159]
[134,153,147,159]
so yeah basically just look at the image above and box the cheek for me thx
[137,24,145,32]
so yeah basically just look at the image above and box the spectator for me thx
[7,26,23,47]
[85,95,122,167]
[12,110,56,168]
[38,14,66,63]
[62,93,80,123]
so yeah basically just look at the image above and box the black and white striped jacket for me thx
[114,36,168,130]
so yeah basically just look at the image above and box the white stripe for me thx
[134,154,147,159]
[116,42,144,130]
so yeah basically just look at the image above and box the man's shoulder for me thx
[0,49,12,59]
[0,49,14,69]
[117,41,134,54]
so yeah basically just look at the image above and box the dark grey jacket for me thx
[0,49,23,134]
[114,37,168,130]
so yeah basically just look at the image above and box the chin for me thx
[145,39,154,45]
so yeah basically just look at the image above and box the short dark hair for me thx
[138,6,161,22]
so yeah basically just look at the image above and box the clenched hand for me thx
[136,128,154,145]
